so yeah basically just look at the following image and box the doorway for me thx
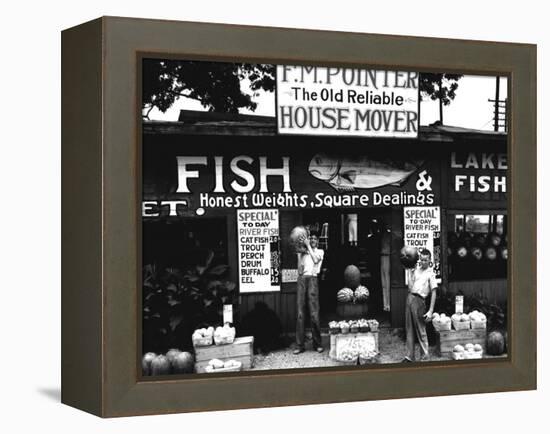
[302,209,392,325]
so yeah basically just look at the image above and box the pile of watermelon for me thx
[337,285,369,304]
[337,287,354,303]
[142,349,194,376]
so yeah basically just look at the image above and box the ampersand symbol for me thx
[416,170,433,191]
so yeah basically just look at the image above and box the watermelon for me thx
[456,246,468,258]
[354,285,369,302]
[485,247,497,261]
[343,265,361,289]
[166,348,181,364]
[337,287,354,303]
[459,232,473,248]
[151,354,171,375]
[474,233,487,247]
[290,226,308,253]
[172,352,195,374]
[489,232,502,247]
[141,352,156,376]
[486,331,506,355]
[470,246,483,261]
[399,246,418,269]
[500,247,508,260]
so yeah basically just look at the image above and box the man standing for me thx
[404,248,437,362]
[294,233,325,354]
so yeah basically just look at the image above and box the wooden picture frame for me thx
[61,16,536,417]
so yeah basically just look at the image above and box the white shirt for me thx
[299,248,324,276]
[407,266,437,298]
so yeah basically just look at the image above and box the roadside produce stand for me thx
[433,310,487,358]
[192,324,255,373]
[329,319,380,363]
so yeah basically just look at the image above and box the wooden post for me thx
[494,77,500,131]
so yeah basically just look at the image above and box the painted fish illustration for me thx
[308,153,424,192]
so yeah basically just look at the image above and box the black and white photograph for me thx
[2,0,544,429]
[140,58,509,375]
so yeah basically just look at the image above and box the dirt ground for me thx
[249,328,503,371]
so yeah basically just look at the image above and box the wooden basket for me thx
[213,335,235,345]
[451,351,466,360]
[452,319,471,331]
[192,336,213,347]
[470,320,487,330]
[204,361,242,373]
[464,351,483,359]
[433,321,451,332]
[452,350,483,360]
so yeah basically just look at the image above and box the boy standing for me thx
[404,248,437,362]
[294,233,325,354]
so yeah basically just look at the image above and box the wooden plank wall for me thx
[390,207,407,327]
[238,289,298,333]
[448,279,507,304]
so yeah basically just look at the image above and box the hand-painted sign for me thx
[403,206,441,280]
[276,65,419,137]
[450,152,507,202]
[237,209,280,293]
[141,150,440,217]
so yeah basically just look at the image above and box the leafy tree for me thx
[419,73,463,124]
[142,59,275,119]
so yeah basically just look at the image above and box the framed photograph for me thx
[62,17,536,417]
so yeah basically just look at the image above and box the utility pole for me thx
[493,77,500,132]
[439,75,444,124]
[489,77,507,132]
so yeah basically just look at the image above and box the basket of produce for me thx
[468,311,487,329]
[339,320,350,334]
[192,327,214,347]
[367,319,379,332]
[431,313,452,331]
[357,318,370,332]
[349,320,359,334]
[204,359,242,373]
[452,343,483,360]
[452,313,471,331]
[213,324,236,345]
[329,321,340,334]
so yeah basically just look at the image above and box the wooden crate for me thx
[336,303,368,319]
[329,331,379,360]
[436,329,486,356]
[194,336,254,373]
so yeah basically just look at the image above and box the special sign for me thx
[237,209,281,293]
[276,65,419,137]
[403,206,441,280]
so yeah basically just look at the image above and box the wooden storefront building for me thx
[142,111,507,331]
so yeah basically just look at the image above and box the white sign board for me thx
[403,206,441,280]
[277,65,419,137]
[237,209,280,292]
[455,296,464,314]
[223,304,233,324]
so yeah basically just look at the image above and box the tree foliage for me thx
[142,59,275,118]
[419,73,463,123]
